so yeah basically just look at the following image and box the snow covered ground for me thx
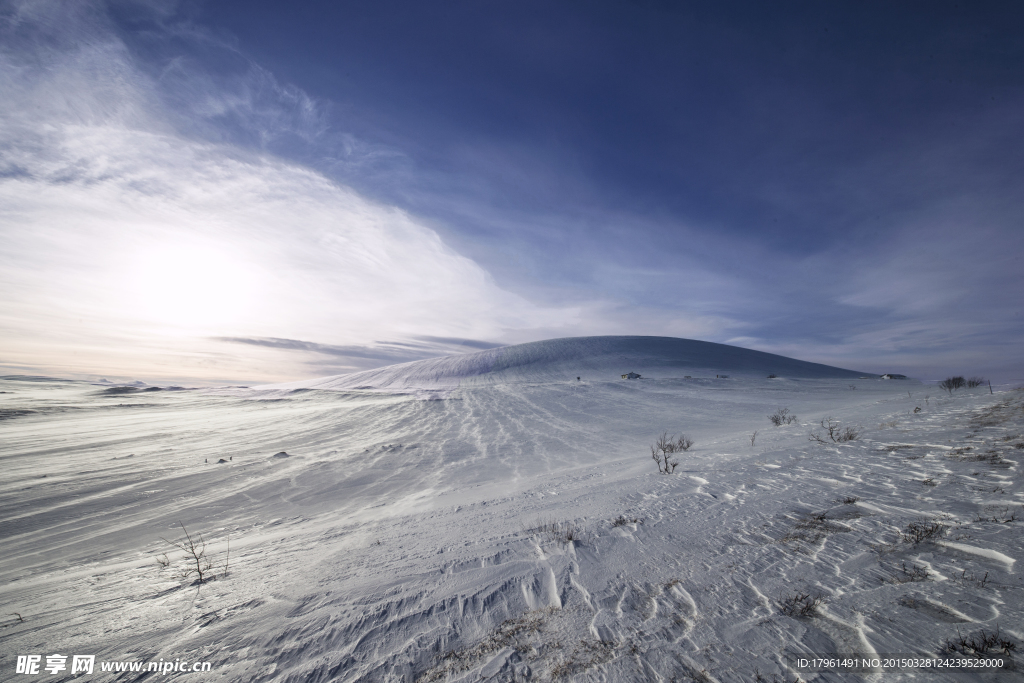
[1,338,1022,681]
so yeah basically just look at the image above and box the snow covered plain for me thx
[1,337,1022,682]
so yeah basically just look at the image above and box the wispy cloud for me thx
[214,335,504,375]
[0,0,580,383]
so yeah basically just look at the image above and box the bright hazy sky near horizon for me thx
[1,0,1022,385]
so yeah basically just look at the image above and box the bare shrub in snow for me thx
[778,592,825,617]
[974,506,1020,523]
[813,416,839,442]
[901,520,947,545]
[944,625,1017,657]
[768,408,796,426]
[883,561,931,584]
[612,515,643,527]
[809,417,859,444]
[160,522,228,586]
[947,447,1007,465]
[650,432,693,473]
[939,376,966,394]
[796,511,849,535]
[749,430,757,446]
[836,426,859,442]
[527,520,588,545]
[952,569,990,588]
[966,376,987,388]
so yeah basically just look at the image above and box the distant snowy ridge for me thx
[259,335,866,392]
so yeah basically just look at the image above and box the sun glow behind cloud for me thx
[123,241,260,331]
[0,2,582,383]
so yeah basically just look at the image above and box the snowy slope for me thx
[260,336,868,394]
[1,365,1021,682]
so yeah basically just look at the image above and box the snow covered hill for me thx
[261,336,868,393]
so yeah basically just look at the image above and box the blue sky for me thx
[1,0,1021,384]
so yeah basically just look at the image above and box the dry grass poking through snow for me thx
[774,508,856,552]
[882,561,931,584]
[417,608,553,681]
[417,606,620,682]
[524,519,590,545]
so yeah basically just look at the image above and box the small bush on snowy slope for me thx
[778,592,825,617]
[901,520,947,545]
[836,426,859,442]
[883,561,931,584]
[526,520,589,545]
[809,417,858,444]
[768,408,797,426]
[650,432,693,473]
[611,515,643,527]
[158,522,228,587]
[944,626,1017,657]
[939,376,966,394]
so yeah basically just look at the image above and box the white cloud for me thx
[0,2,579,382]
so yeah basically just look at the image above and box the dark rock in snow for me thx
[100,386,140,395]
